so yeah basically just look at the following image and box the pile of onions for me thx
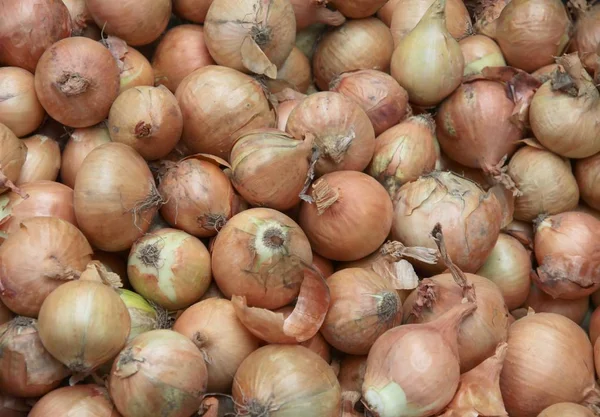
[500,312,598,416]
[524,282,589,324]
[232,345,341,415]
[289,0,345,29]
[101,36,154,94]
[299,171,393,262]
[286,92,375,176]
[29,385,120,417]
[367,115,437,197]
[569,2,600,56]
[127,228,212,310]
[576,153,600,211]
[158,154,237,237]
[330,70,410,136]
[477,233,531,310]
[60,124,111,188]
[266,46,312,94]
[391,0,465,107]
[0,124,27,195]
[533,212,600,299]
[539,403,596,417]
[459,35,506,76]
[16,135,61,185]
[0,217,92,317]
[152,25,215,93]
[109,330,208,417]
[117,289,169,342]
[173,298,260,392]
[212,208,312,309]
[61,0,98,38]
[507,142,579,221]
[0,0,72,72]
[34,37,120,128]
[204,0,296,79]
[312,18,394,91]
[74,142,161,252]
[0,67,45,138]
[329,0,388,19]
[175,66,275,160]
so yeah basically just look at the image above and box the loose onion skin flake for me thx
[0,67,46,138]
[28,384,121,417]
[288,0,345,30]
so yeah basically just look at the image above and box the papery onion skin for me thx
[569,3,600,56]
[29,385,121,417]
[500,313,597,417]
[459,34,506,76]
[0,124,28,194]
[0,0,72,73]
[62,0,96,37]
[175,66,275,160]
[524,283,589,324]
[575,152,600,211]
[266,46,312,94]
[17,135,61,185]
[0,67,46,138]
[538,402,596,417]
[312,18,394,91]
[117,46,154,94]
[329,0,388,19]
[474,0,511,36]
[233,345,341,416]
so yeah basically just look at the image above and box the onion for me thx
[158,155,237,237]
[487,0,571,72]
[118,289,169,343]
[391,0,465,108]
[0,67,45,138]
[266,46,312,94]
[0,394,30,417]
[0,0,71,73]
[368,115,437,197]
[74,142,161,252]
[175,66,275,160]
[459,35,506,76]
[289,0,345,29]
[173,298,260,392]
[575,153,600,211]
[299,171,393,262]
[60,124,112,189]
[507,142,579,222]
[377,0,401,26]
[62,0,98,37]
[569,2,600,56]
[152,25,215,93]
[29,385,120,417]
[533,212,600,300]
[500,312,598,416]
[312,18,394,91]
[524,282,589,324]
[212,207,312,309]
[362,301,477,417]
[539,403,596,417]
[16,135,60,185]
[477,233,531,310]
[0,124,28,195]
[127,228,212,310]
[34,37,120,128]
[330,70,410,136]
[329,0,388,18]
[232,345,341,415]
[474,0,510,36]
[503,219,534,249]
[338,355,367,402]
[204,0,296,79]
[313,252,334,278]
[102,37,154,94]
[286,92,375,176]
[392,171,502,275]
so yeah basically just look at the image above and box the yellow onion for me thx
[102,36,154,94]
[459,35,506,76]
[289,0,345,29]
[538,403,596,417]
[391,0,465,107]
[569,2,600,56]
[312,18,394,91]
[16,134,60,185]
[0,67,45,138]
[0,124,28,195]
[329,0,388,18]
[204,0,296,79]
[266,46,312,94]
[29,385,120,417]
[524,282,589,324]
[575,153,600,211]
[118,289,169,343]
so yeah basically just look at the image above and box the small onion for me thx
[34,37,120,128]
[266,46,312,94]
[459,34,506,76]
[575,153,600,211]
[29,385,121,417]
[62,0,98,37]
[0,67,45,138]
[16,135,61,185]
[329,0,388,18]
[0,124,27,194]
[118,289,168,343]
[102,37,154,94]
[152,25,215,93]
[312,18,394,91]
[569,3,600,56]
[538,403,596,417]
[524,283,589,324]
[289,0,345,30]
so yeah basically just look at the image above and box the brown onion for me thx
[29,385,121,417]
[538,403,596,417]
[152,25,215,93]
[16,135,60,185]
[0,0,71,72]
[34,37,120,128]
[524,282,589,324]
[569,2,600,56]
[175,66,275,160]
[329,0,388,18]
[312,18,394,91]
[74,142,161,252]
[286,92,375,176]
[299,171,393,262]
[0,124,27,195]
[576,153,600,211]
[330,70,410,136]
[289,0,345,29]
[62,0,98,37]
[459,34,506,76]
[0,67,45,138]
[266,46,312,94]
[102,37,154,94]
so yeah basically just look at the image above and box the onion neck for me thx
[312,179,339,215]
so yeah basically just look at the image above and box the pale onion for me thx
[329,0,388,18]
[477,233,531,310]
[266,46,312,94]
[34,37,120,128]
[74,142,161,252]
[16,135,60,185]
[204,0,296,79]
[289,0,346,30]
[102,37,154,94]
[590,306,600,344]
[0,67,45,137]
[118,289,169,343]
[368,115,437,197]
[538,403,596,417]
[286,92,375,176]
[0,124,28,195]
[576,153,600,211]
[152,25,215,93]
[330,70,410,136]
[175,66,275,160]
[62,0,97,37]
[29,385,121,417]
[569,2,600,56]
[459,35,506,76]
[312,18,394,91]
[391,0,465,107]
[172,298,260,392]
[524,283,589,324]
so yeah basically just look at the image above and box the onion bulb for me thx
[391,0,465,107]
[312,18,394,91]
[329,0,388,18]
[0,124,27,195]
[173,298,260,392]
[524,281,589,324]
[102,36,154,94]
[204,0,296,79]
[289,0,345,29]
[16,135,61,185]
[29,385,120,417]
[0,67,45,138]
[474,0,511,36]
[576,153,600,211]
[266,46,312,94]
[569,2,600,56]
[377,0,401,26]
[34,37,120,128]
[459,35,506,76]
[539,403,596,417]
[118,289,169,343]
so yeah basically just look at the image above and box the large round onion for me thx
[204,0,296,78]
[539,403,596,417]
[0,124,28,195]
[459,34,506,76]
[74,143,161,252]
[575,153,600,211]
[17,135,61,185]
[524,283,589,324]
[0,67,45,138]
[0,0,72,72]
[175,66,275,160]
[312,18,394,91]
[329,0,388,18]
[34,37,120,128]
[29,385,120,417]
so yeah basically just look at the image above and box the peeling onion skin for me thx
[0,67,46,138]
[538,402,596,417]
[28,385,121,417]
[524,283,589,324]
[575,153,600,212]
